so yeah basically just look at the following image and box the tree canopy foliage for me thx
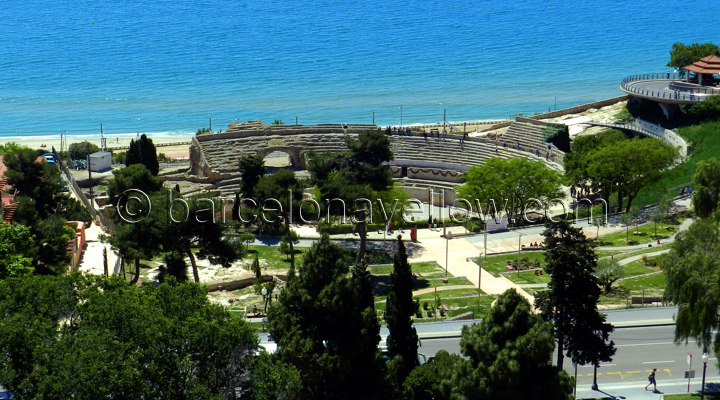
[451,289,573,400]
[667,42,719,72]
[385,236,419,391]
[663,158,720,354]
[535,221,615,369]
[308,129,394,210]
[0,223,34,280]
[68,141,100,161]
[457,157,563,222]
[268,234,386,400]
[126,134,159,175]
[0,274,257,399]
[238,154,266,199]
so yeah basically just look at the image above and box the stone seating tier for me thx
[191,132,564,191]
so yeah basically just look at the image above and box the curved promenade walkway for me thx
[620,73,718,104]
[581,118,688,157]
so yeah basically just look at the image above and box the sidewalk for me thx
[576,376,718,399]
[77,223,119,276]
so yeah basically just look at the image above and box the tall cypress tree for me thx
[125,135,159,175]
[385,235,419,390]
[138,134,159,175]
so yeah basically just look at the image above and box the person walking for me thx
[645,368,657,392]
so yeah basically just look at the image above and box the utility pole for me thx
[209,117,212,131]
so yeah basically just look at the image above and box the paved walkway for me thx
[412,285,477,296]
[77,223,120,276]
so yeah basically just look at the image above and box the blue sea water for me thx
[0,0,717,140]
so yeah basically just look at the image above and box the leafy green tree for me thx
[268,235,386,400]
[563,130,626,190]
[0,223,34,279]
[238,232,256,252]
[55,194,93,225]
[688,95,720,121]
[692,158,720,219]
[591,214,606,238]
[534,221,615,370]
[157,252,189,282]
[126,134,159,175]
[279,230,299,261]
[238,154,266,198]
[245,352,301,400]
[594,261,624,294]
[620,212,633,243]
[451,289,573,400]
[68,141,100,161]
[667,42,720,74]
[308,129,394,210]
[663,218,720,353]
[0,274,258,399]
[402,350,462,400]
[3,146,63,216]
[385,235,419,391]
[587,138,677,212]
[107,163,163,206]
[254,170,304,270]
[457,157,563,223]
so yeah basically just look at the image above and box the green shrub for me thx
[542,124,570,152]
[615,106,636,121]
[68,141,100,161]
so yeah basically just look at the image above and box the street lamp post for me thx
[701,352,709,400]
[261,286,269,314]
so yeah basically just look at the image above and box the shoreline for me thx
[0,95,628,159]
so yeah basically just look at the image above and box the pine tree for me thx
[268,235,386,400]
[385,235,419,390]
[534,220,615,370]
[452,289,573,400]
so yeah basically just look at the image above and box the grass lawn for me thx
[372,261,475,303]
[246,244,306,270]
[503,269,550,285]
[596,219,682,247]
[597,243,672,262]
[474,252,546,277]
[621,271,666,295]
[373,266,491,322]
[634,119,720,207]
[662,394,720,400]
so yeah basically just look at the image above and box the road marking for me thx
[606,371,625,380]
[642,360,675,364]
[616,340,696,347]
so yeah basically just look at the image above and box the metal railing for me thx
[620,73,719,102]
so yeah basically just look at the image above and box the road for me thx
[569,325,717,386]
[412,308,720,398]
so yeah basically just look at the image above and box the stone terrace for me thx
[499,117,565,161]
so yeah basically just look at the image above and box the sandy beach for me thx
[4,135,194,160]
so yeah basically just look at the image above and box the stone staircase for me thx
[500,117,565,162]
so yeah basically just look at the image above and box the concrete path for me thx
[412,285,477,296]
[77,223,120,276]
